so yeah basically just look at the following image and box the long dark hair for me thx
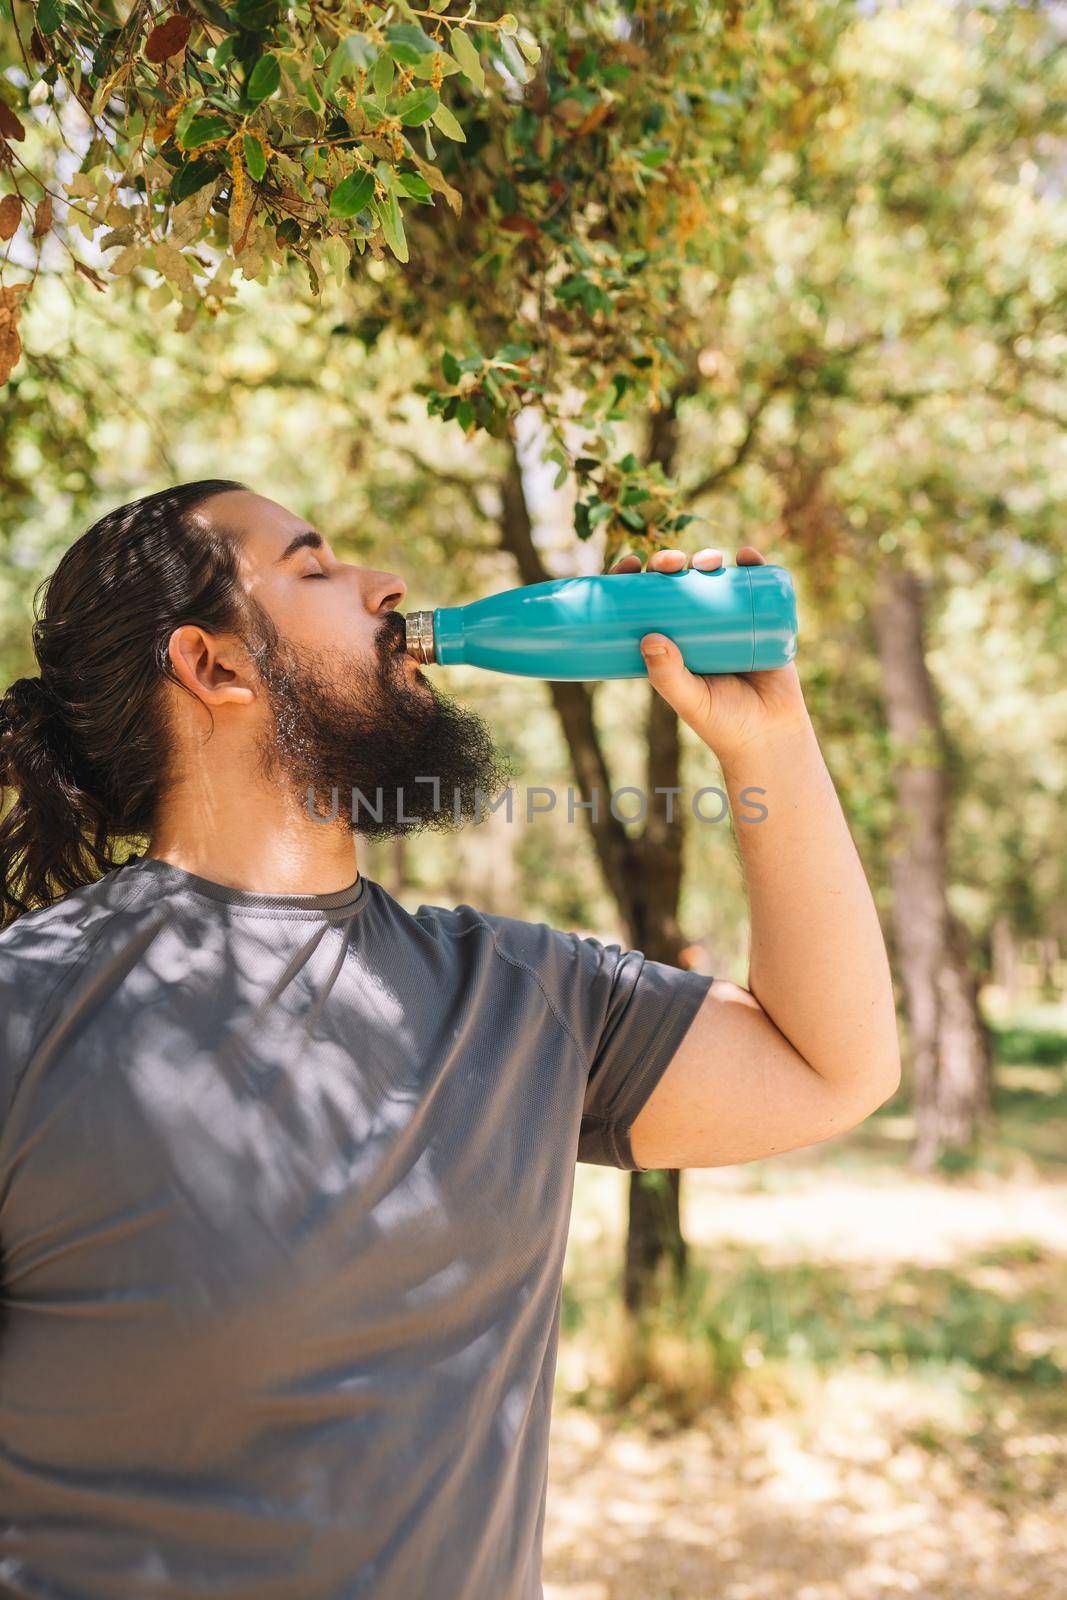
[0,479,254,927]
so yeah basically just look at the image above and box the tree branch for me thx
[680,383,781,504]
[496,435,644,939]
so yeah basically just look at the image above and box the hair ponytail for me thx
[0,478,251,927]
[0,674,112,923]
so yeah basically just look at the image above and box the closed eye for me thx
[303,570,329,580]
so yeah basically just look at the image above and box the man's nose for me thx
[368,572,407,612]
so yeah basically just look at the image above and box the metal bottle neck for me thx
[404,610,436,664]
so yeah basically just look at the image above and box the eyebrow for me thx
[276,529,324,564]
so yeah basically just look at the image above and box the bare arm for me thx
[610,544,900,1170]
[722,713,901,1105]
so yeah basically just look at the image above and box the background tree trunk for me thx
[871,560,992,1167]
[495,410,695,1314]
[992,914,1020,1009]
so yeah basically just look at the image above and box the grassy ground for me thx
[543,1007,1067,1599]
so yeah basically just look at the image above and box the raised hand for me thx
[605,545,810,761]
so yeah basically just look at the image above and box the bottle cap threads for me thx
[404,611,436,664]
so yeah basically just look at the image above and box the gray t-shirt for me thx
[0,854,712,1599]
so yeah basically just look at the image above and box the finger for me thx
[647,548,688,572]
[736,545,765,565]
[690,547,724,571]
[607,552,642,574]
[639,632,712,727]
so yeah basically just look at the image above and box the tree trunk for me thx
[992,914,1020,1008]
[937,910,993,1145]
[622,397,692,1313]
[1038,937,1060,1000]
[871,561,991,1167]
[496,418,691,1314]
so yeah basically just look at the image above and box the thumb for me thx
[639,634,712,728]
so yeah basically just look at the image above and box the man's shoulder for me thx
[409,895,601,977]
[0,866,145,982]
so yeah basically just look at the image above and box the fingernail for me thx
[641,638,667,657]
[692,550,719,569]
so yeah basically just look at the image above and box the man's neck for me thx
[146,787,361,898]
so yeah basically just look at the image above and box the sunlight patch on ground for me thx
[566,1163,1067,1270]
[544,1368,1067,1600]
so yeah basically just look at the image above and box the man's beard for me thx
[250,609,516,838]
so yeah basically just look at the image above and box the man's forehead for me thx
[202,491,310,559]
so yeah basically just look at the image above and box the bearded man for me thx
[0,481,900,1599]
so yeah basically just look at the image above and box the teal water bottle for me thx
[404,564,798,681]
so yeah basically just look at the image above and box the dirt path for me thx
[544,1147,1067,1599]
[544,1375,1065,1600]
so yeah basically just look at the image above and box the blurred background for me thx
[2,0,1065,1595]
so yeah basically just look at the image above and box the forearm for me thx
[717,715,901,1102]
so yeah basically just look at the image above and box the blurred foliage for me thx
[560,1242,1065,1431]
[993,1022,1067,1070]
[0,0,847,545]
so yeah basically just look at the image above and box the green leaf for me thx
[246,53,281,107]
[173,103,201,146]
[499,35,533,85]
[194,0,233,25]
[430,102,465,142]
[326,33,377,94]
[414,51,459,81]
[242,132,266,182]
[397,87,439,126]
[232,0,282,29]
[329,169,375,219]
[304,78,323,114]
[385,23,437,64]
[169,156,220,204]
[482,369,505,407]
[179,114,230,151]
[322,235,350,285]
[374,191,408,263]
[450,28,485,92]
[499,13,518,35]
[441,351,461,383]
[36,0,65,34]
[372,52,395,97]
[397,171,432,200]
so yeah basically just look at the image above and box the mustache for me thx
[378,612,408,657]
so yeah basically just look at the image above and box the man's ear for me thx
[167,625,257,709]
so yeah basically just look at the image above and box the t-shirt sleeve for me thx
[473,908,713,1171]
[569,934,713,1170]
